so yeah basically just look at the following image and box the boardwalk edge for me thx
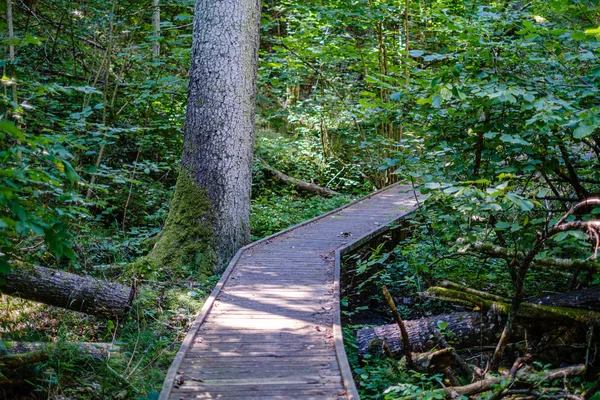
[158,183,415,400]
[334,205,417,400]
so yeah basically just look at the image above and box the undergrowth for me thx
[0,130,362,399]
[341,215,593,400]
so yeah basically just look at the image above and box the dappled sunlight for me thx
[162,185,417,399]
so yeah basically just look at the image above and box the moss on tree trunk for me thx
[145,171,216,278]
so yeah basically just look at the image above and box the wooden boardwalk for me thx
[159,184,417,400]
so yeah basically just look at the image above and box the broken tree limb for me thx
[393,364,586,400]
[412,347,455,372]
[382,285,414,368]
[257,158,340,197]
[1,264,133,318]
[427,320,474,377]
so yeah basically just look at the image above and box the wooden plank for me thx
[160,184,419,400]
[178,369,342,381]
[186,349,337,357]
[190,343,332,351]
[179,356,338,366]
[174,395,344,400]
[173,391,345,400]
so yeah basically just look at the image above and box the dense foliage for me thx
[0,0,599,398]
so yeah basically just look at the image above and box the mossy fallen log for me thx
[1,264,133,318]
[428,286,600,325]
[0,350,48,369]
[0,341,117,385]
[357,285,600,357]
[463,241,600,272]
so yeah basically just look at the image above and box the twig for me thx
[382,285,413,368]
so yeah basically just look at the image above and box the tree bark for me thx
[153,0,262,272]
[151,0,160,58]
[1,264,133,318]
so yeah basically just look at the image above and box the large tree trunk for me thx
[151,0,262,273]
[1,265,133,318]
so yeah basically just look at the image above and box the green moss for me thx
[428,287,600,325]
[149,170,216,279]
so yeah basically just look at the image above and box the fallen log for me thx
[257,158,340,197]
[0,341,119,360]
[530,286,600,311]
[358,311,500,357]
[0,342,119,385]
[1,264,133,318]
[427,286,600,324]
[357,285,600,357]
[461,241,600,272]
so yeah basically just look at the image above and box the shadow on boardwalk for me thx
[159,184,418,400]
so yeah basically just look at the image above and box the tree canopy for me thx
[0,0,599,398]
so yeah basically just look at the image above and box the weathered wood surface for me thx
[159,184,418,400]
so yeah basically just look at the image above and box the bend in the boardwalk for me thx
[160,184,418,400]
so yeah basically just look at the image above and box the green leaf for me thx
[554,232,568,241]
[505,193,534,211]
[573,120,598,139]
[22,33,44,45]
[0,121,25,141]
[440,88,452,100]
[390,92,403,101]
[495,222,511,229]
[585,27,600,35]
[62,247,76,260]
[0,256,10,275]
[437,320,448,330]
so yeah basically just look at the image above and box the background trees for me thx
[0,0,598,398]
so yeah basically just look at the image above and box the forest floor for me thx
[0,132,358,400]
